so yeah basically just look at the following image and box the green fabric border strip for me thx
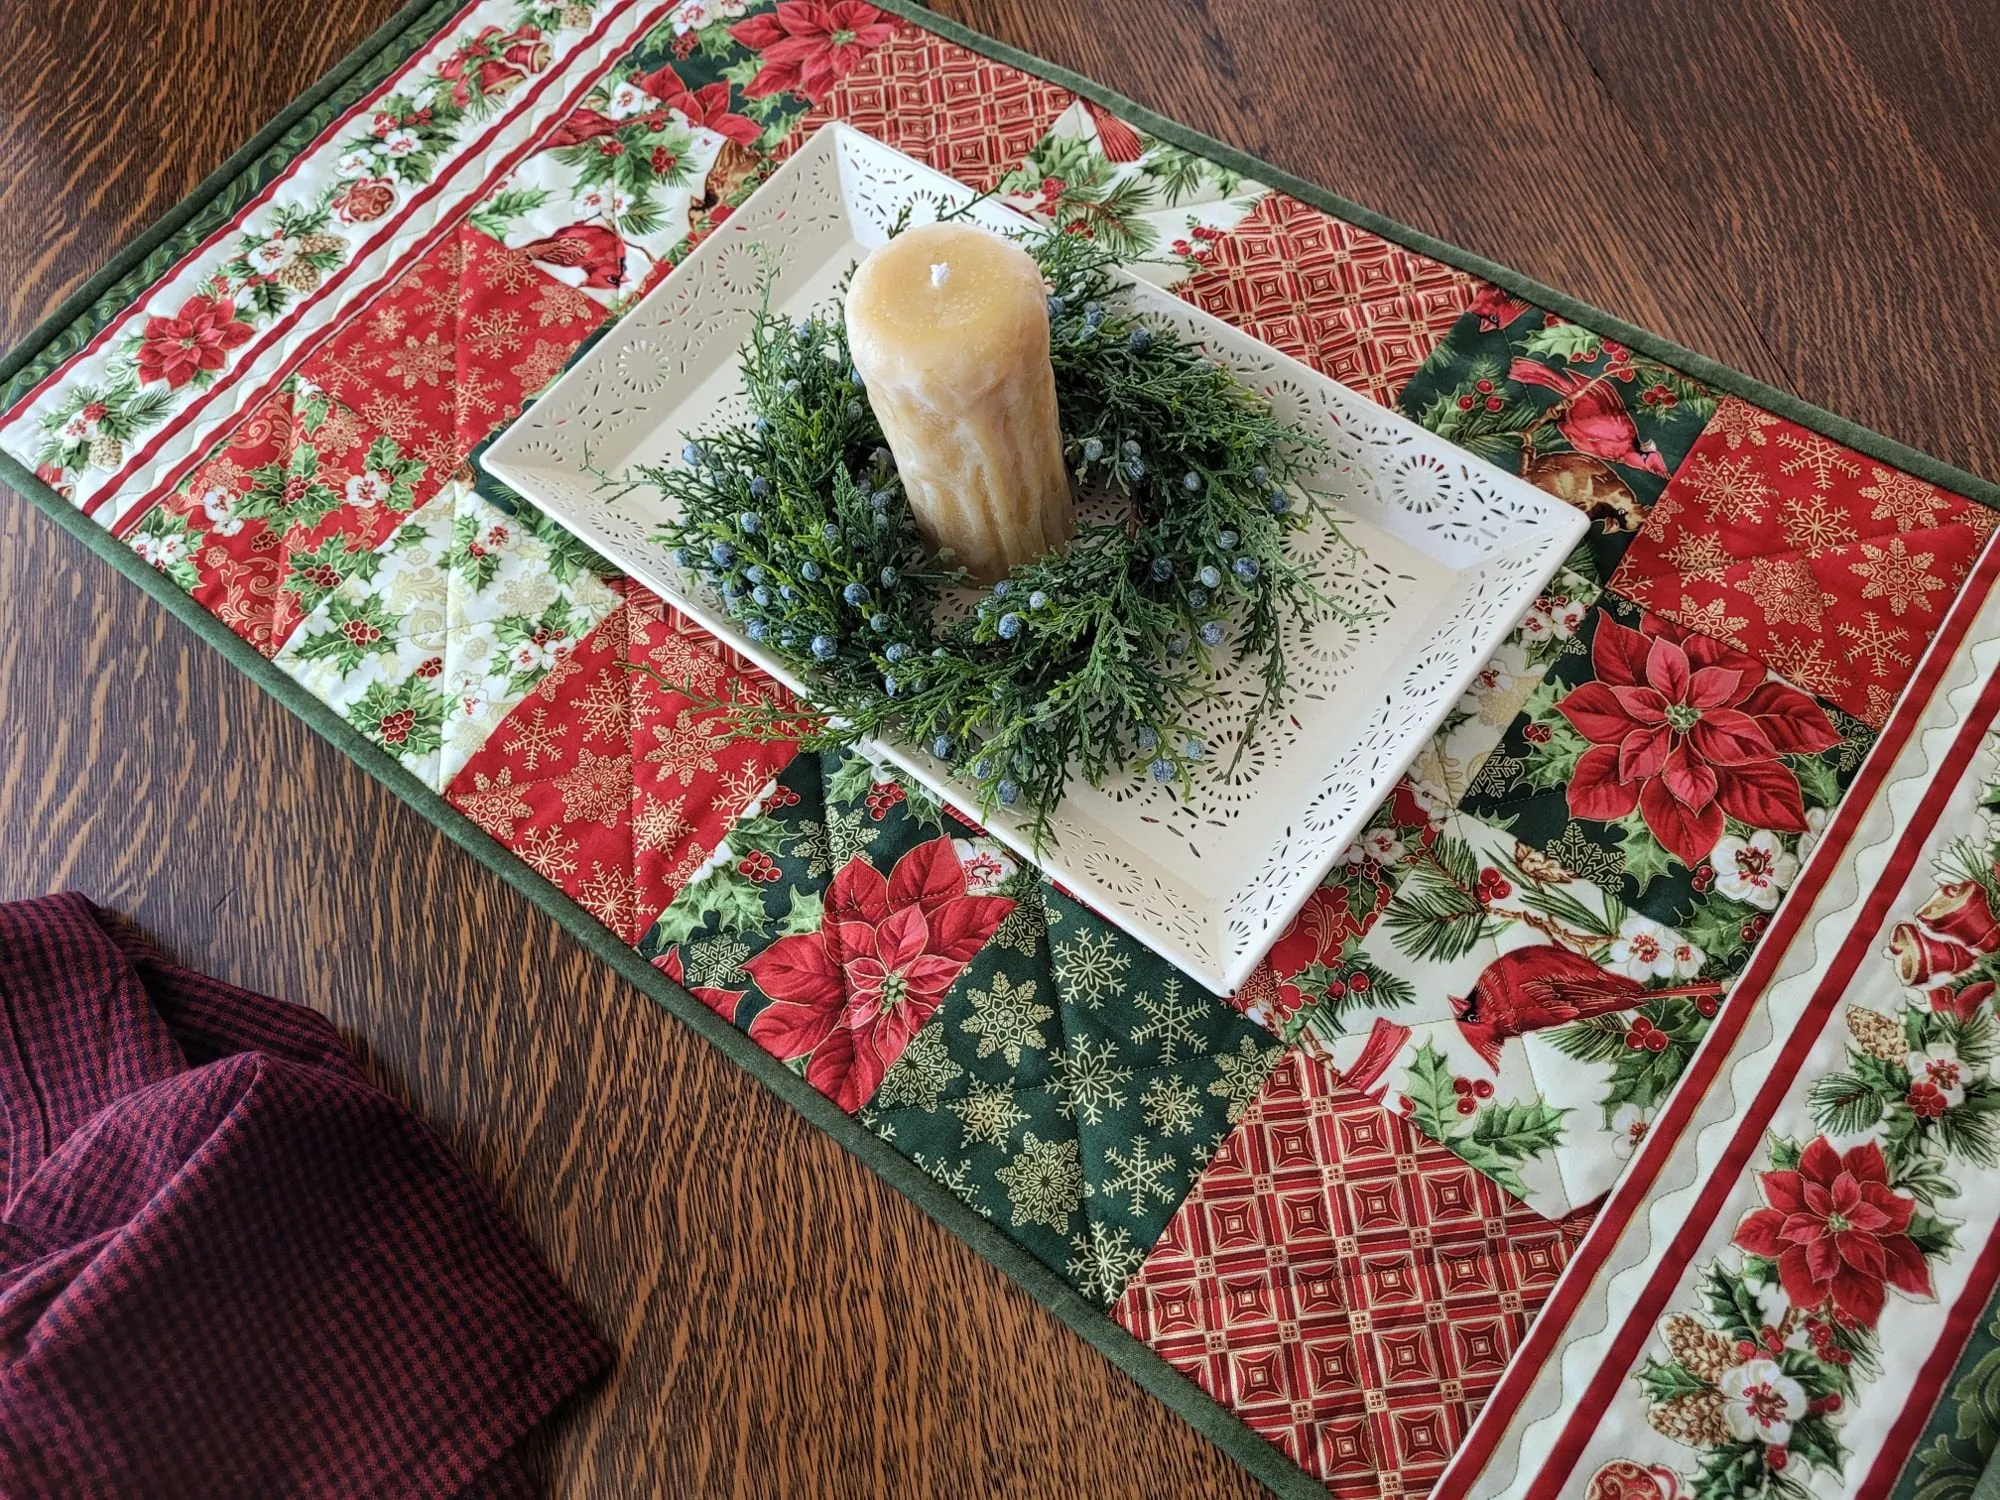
[885,0,1999,510]
[0,451,1322,1500]
[0,0,461,406]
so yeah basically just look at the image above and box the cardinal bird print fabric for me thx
[4,3,1999,1499]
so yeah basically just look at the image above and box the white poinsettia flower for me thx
[670,0,714,32]
[1359,827,1406,865]
[1609,1102,1651,1159]
[1711,829,1800,911]
[132,534,165,566]
[1718,1358,1806,1445]
[604,80,657,119]
[512,635,562,673]
[1521,593,1587,642]
[335,149,377,179]
[1462,655,1519,707]
[62,413,95,441]
[200,486,244,537]
[1405,776,1450,820]
[381,128,421,158]
[345,469,393,509]
[1907,1042,1971,1106]
[952,837,1016,895]
[1606,912,1704,982]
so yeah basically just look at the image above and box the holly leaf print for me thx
[1403,1040,1463,1143]
[1518,323,1604,363]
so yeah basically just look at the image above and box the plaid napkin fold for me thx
[0,892,611,1498]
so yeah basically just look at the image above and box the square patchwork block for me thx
[1115,1050,1589,1497]
[1177,193,1479,405]
[1610,397,1995,727]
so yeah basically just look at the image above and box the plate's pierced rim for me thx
[486,123,1588,992]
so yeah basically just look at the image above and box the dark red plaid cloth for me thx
[0,892,611,1498]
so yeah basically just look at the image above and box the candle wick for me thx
[929,261,951,289]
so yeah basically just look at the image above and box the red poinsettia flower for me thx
[745,837,1011,1110]
[729,0,896,101]
[135,292,254,389]
[1558,615,1841,867]
[1734,1137,1932,1328]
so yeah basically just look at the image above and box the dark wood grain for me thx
[1,2,1995,1496]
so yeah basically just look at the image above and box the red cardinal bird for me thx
[1340,1017,1413,1101]
[1508,358,1670,477]
[1453,946,1722,1068]
[516,224,629,290]
[1470,284,1533,331]
[541,106,620,149]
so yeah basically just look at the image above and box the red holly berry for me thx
[467,542,487,558]
[672,30,697,56]
[651,146,678,175]
[1820,1392,1842,1414]
[1041,175,1065,195]
[1523,722,1553,744]
[1452,1076,1473,1095]
[1691,864,1715,892]
[377,709,415,745]
[598,138,624,157]
[1455,1096,1478,1116]
[1348,972,1370,994]
[1647,1030,1669,1053]
[1325,978,1347,998]
[81,401,109,422]
[1484,395,1503,412]
[415,656,443,678]
[1475,379,1494,394]
[302,564,342,589]
[1696,996,1720,1018]
[1473,1078,1494,1099]
[1735,1339,1757,1360]
[1613,366,1635,382]
[1767,1448,1789,1473]
[1457,395,1476,411]
[340,618,383,647]
[282,475,310,507]
[1908,1081,1949,1118]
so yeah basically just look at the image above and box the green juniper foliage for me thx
[635,225,1355,844]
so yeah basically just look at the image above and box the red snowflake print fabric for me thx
[1611,399,1995,727]
[1177,193,1481,406]
[780,22,1074,191]
[744,836,1013,1111]
[445,587,798,943]
[1114,1050,1591,1498]
[299,222,605,482]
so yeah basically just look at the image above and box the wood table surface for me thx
[3,2,1996,1494]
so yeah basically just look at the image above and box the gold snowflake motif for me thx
[1858,466,1947,532]
[643,708,723,786]
[516,826,579,879]
[574,673,632,742]
[555,746,632,827]
[466,308,524,359]
[1779,490,1860,555]
[413,430,463,480]
[455,767,532,840]
[1706,396,1780,450]
[478,244,543,295]
[642,630,728,697]
[501,705,565,769]
[1776,431,1862,491]
[529,277,596,328]
[666,839,712,890]
[454,367,501,426]
[312,346,378,400]
[719,763,771,814]
[631,794,693,854]
[1835,611,1910,677]
[1663,532,1733,584]
[514,338,572,396]
[575,859,640,934]
[1739,554,1832,629]
[1544,824,1625,887]
[315,402,366,455]
[1680,451,1776,523]
[385,332,454,390]
[1762,635,1844,699]
[366,304,408,343]
[360,392,420,444]
[1849,537,1948,616]
[1674,594,1749,646]
[1865,684,1899,723]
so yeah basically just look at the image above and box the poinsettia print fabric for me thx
[1401,297,1717,578]
[1463,594,1870,968]
[273,471,620,786]
[1611,403,1995,728]
[1116,1049,1592,1497]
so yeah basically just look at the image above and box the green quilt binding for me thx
[5,4,1998,1498]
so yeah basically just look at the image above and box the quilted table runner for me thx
[5,4,1998,1497]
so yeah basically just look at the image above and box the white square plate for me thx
[485,124,1587,994]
